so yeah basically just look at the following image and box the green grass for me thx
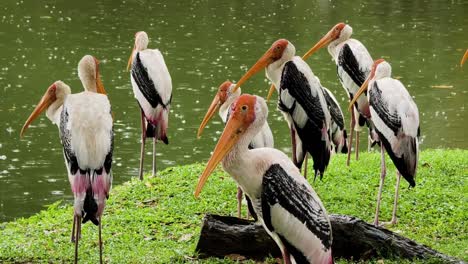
[0,149,466,263]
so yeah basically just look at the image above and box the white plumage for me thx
[350,59,419,226]
[64,92,113,173]
[130,49,172,125]
[195,94,333,263]
[128,31,172,179]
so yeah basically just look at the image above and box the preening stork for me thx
[461,49,468,67]
[349,59,420,226]
[303,23,376,165]
[197,80,274,218]
[195,94,333,264]
[20,55,113,264]
[128,31,172,180]
[232,39,331,180]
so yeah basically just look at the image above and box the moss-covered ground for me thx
[0,149,466,263]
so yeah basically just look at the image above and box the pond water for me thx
[0,0,466,222]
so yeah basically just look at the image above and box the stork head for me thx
[78,55,106,94]
[127,31,149,71]
[303,23,351,60]
[348,59,389,111]
[461,49,468,67]
[197,81,241,138]
[232,39,294,96]
[194,94,267,198]
[20,81,71,138]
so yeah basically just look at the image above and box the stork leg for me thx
[290,127,298,167]
[389,171,401,225]
[70,214,76,242]
[303,153,308,179]
[374,144,386,226]
[74,215,81,264]
[346,110,356,166]
[355,131,360,160]
[152,137,157,177]
[99,216,103,264]
[236,186,243,218]
[281,246,292,264]
[138,109,146,181]
[245,194,251,219]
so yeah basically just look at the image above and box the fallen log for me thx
[195,214,464,263]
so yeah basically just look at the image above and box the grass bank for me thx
[0,149,466,263]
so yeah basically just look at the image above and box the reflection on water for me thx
[0,0,467,221]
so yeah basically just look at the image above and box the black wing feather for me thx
[131,52,170,108]
[279,61,330,174]
[337,44,368,88]
[261,164,332,250]
[322,89,344,130]
[369,82,401,135]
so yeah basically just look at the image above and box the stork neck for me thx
[46,97,65,124]
[266,60,288,89]
[81,78,97,93]
[218,94,240,123]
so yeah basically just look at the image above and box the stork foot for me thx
[380,218,398,227]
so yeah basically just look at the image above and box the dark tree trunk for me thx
[195,214,464,263]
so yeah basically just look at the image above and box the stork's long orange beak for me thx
[348,59,381,111]
[194,111,247,198]
[127,44,135,71]
[232,49,275,93]
[348,78,370,112]
[303,32,334,61]
[20,84,57,138]
[197,94,221,138]
[266,84,276,102]
[461,49,468,67]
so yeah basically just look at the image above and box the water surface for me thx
[0,0,467,221]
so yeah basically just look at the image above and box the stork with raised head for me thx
[20,75,113,262]
[349,59,419,226]
[232,39,331,181]
[197,80,274,218]
[303,23,376,165]
[127,31,172,180]
[195,94,333,264]
[461,49,468,66]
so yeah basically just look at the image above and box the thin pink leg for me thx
[390,171,401,225]
[290,127,298,167]
[71,214,76,242]
[99,217,103,264]
[236,187,243,218]
[139,109,146,181]
[74,216,81,264]
[355,131,360,160]
[347,110,356,166]
[303,154,308,179]
[152,137,157,177]
[374,144,386,226]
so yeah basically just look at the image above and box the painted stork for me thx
[321,85,348,154]
[195,94,333,264]
[461,49,468,66]
[197,80,274,218]
[127,31,172,180]
[232,39,331,181]
[20,77,113,263]
[303,22,375,165]
[349,59,419,226]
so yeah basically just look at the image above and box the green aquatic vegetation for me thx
[0,149,466,263]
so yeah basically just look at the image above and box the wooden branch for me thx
[195,214,464,263]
